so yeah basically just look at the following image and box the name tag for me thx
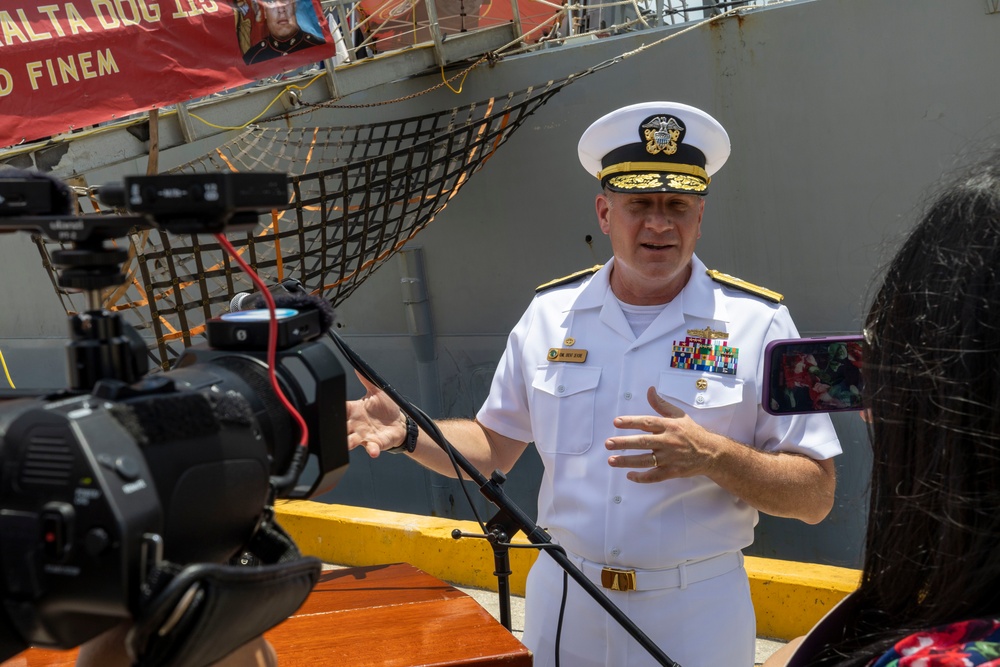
[547,348,588,363]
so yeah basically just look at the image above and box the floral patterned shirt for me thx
[870,618,1000,666]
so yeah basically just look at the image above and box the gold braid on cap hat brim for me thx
[597,161,710,183]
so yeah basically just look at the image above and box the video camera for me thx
[0,170,348,666]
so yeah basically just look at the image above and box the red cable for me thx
[215,234,309,451]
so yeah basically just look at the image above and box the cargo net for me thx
[36,80,571,370]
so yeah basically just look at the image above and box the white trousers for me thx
[522,552,756,667]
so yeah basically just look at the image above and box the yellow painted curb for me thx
[275,499,537,592]
[745,555,860,640]
[276,500,860,640]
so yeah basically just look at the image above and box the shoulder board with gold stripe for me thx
[706,269,783,303]
[535,264,604,293]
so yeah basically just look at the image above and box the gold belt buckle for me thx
[600,567,636,592]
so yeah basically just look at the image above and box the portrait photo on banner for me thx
[235,0,328,65]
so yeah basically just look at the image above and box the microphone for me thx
[266,291,337,334]
[210,282,336,350]
[229,279,307,313]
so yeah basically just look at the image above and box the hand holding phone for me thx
[763,336,864,415]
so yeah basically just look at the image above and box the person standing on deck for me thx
[347,101,842,666]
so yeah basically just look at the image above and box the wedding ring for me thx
[651,452,658,467]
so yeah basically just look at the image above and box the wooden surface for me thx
[2,563,531,667]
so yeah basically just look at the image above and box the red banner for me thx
[0,1,336,149]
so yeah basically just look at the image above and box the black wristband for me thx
[387,414,418,454]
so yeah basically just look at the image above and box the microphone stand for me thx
[328,329,681,667]
[451,506,522,632]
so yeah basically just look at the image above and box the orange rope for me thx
[272,209,284,281]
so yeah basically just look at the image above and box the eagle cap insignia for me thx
[640,115,684,156]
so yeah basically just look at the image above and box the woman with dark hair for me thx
[767,152,1000,666]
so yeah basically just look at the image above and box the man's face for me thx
[596,190,705,305]
[260,0,299,39]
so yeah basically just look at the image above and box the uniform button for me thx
[695,395,706,404]
[612,496,622,504]
[557,385,565,394]
[624,392,632,400]
[610,548,621,557]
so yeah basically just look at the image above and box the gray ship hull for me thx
[2,0,998,567]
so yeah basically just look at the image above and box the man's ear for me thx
[596,193,612,235]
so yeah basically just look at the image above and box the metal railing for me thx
[322,0,772,63]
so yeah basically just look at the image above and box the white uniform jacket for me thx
[476,255,841,568]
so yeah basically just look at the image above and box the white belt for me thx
[573,551,743,592]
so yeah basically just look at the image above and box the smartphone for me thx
[763,336,864,415]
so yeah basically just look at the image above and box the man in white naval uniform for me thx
[347,101,841,667]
